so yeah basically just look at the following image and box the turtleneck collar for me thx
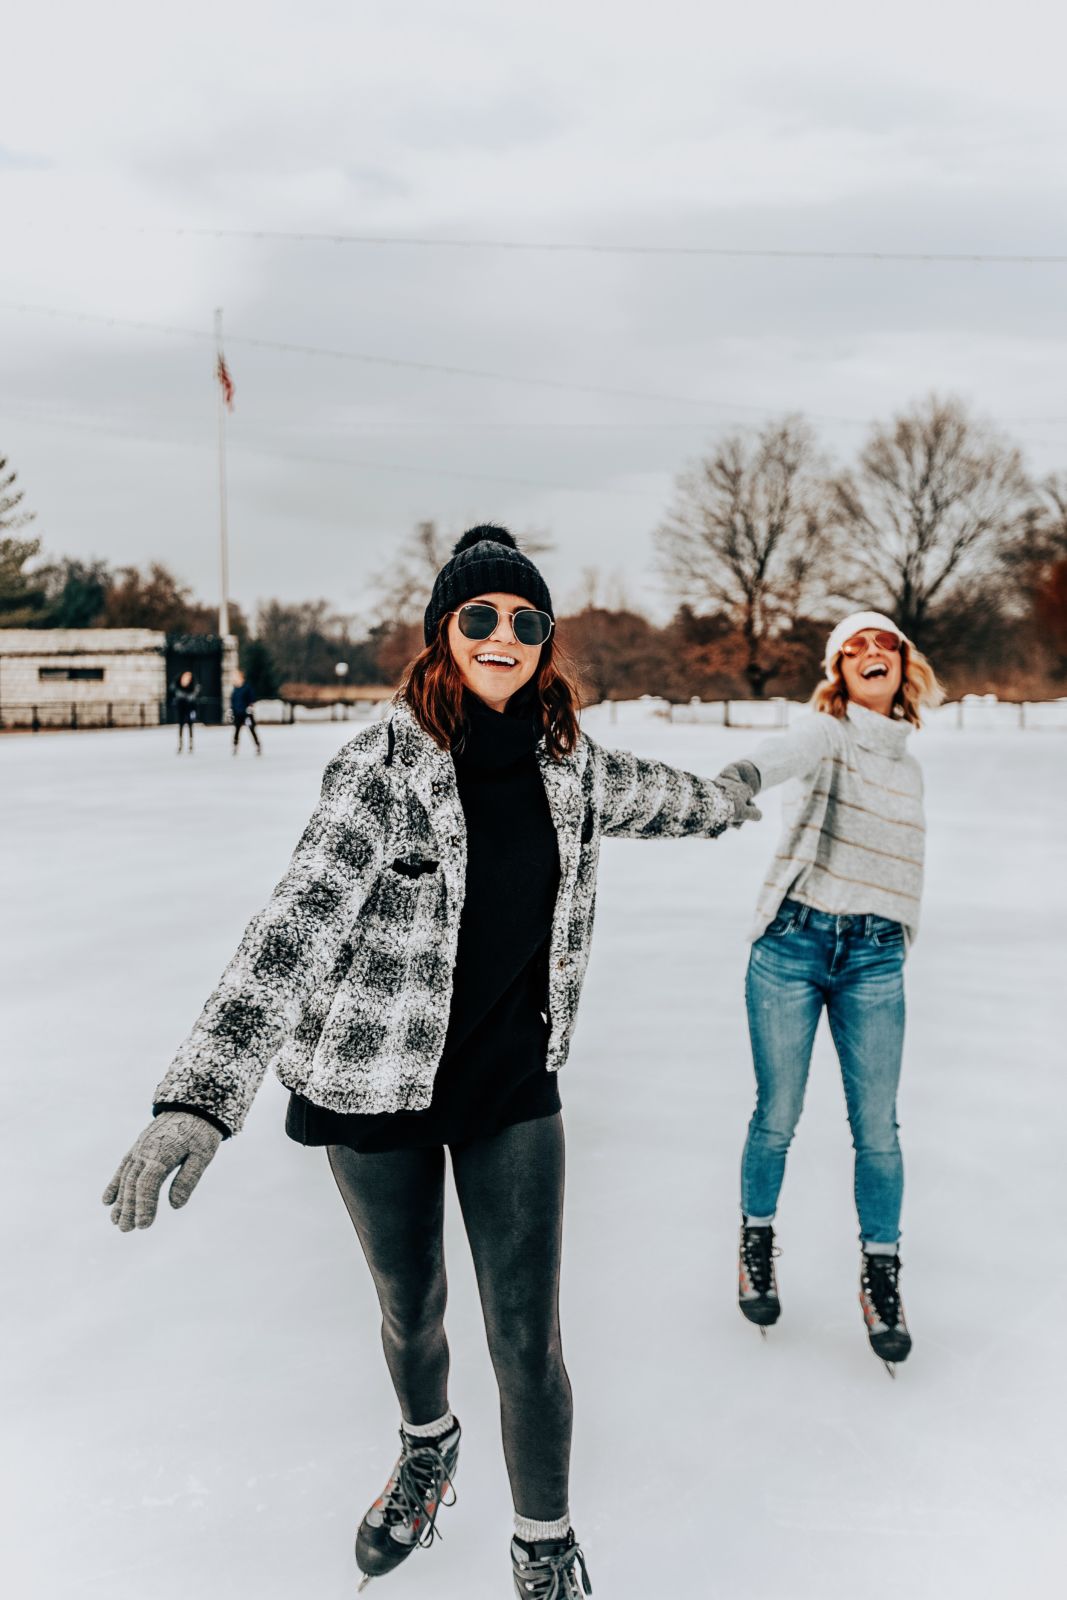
[846,701,912,758]
[454,690,541,770]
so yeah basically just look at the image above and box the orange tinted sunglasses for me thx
[841,630,901,658]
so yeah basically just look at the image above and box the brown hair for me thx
[400,621,581,759]
[810,640,946,729]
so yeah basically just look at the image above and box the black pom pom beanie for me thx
[423,525,554,645]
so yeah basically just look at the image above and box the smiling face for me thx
[446,591,544,712]
[838,630,903,715]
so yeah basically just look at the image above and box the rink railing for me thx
[0,699,222,730]
[601,696,1067,731]
[0,700,166,731]
[3,695,1065,732]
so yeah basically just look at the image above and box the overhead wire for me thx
[0,401,665,500]
[82,226,1067,266]
[3,301,1066,431]
[0,300,926,428]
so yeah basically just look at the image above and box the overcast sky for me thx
[3,0,1066,626]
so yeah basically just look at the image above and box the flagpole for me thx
[215,306,230,638]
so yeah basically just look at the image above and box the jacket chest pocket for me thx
[389,854,439,879]
[370,852,442,923]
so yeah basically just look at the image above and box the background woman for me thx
[103,527,760,1596]
[230,668,261,756]
[172,669,199,754]
[721,611,943,1373]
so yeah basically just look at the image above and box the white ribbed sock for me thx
[515,1512,571,1543]
[863,1241,900,1257]
[744,1214,774,1228]
[402,1408,455,1439]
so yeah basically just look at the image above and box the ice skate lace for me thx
[515,1538,592,1599]
[863,1255,902,1328]
[741,1228,780,1295]
[381,1435,457,1550]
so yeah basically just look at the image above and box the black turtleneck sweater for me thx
[286,694,562,1151]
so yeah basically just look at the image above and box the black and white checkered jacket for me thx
[153,702,737,1134]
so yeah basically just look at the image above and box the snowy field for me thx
[3,711,1065,1600]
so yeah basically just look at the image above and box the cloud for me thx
[0,144,51,171]
[2,0,1066,614]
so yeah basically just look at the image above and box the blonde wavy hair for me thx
[810,639,946,729]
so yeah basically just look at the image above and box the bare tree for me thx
[828,395,1032,644]
[655,417,831,696]
[255,598,362,685]
[1028,473,1067,563]
[372,521,454,622]
[557,605,671,704]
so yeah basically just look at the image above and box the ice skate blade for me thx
[357,1575,375,1593]
[759,1326,768,1340]
[881,1359,897,1380]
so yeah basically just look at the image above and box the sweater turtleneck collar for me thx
[846,701,912,758]
[454,690,541,770]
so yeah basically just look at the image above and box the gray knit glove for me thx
[102,1111,222,1232]
[714,760,763,827]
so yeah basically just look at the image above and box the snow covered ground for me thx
[3,711,1065,1599]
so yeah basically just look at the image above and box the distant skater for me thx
[231,670,261,756]
[172,670,199,754]
[724,612,944,1373]
[103,526,761,1597]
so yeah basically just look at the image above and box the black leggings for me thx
[233,713,260,750]
[327,1113,572,1521]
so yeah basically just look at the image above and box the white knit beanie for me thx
[823,612,908,677]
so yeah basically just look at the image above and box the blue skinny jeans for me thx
[740,899,907,1247]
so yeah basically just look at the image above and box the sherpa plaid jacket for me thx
[153,702,737,1134]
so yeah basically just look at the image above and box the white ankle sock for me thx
[515,1512,571,1543]
[744,1215,774,1228]
[863,1241,900,1257]
[402,1408,455,1439]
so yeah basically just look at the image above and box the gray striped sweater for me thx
[745,704,925,947]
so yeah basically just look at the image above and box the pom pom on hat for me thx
[451,525,519,556]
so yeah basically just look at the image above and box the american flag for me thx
[216,353,235,411]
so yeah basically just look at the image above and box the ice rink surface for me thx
[3,709,1065,1599]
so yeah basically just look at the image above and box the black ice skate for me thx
[355,1418,460,1590]
[511,1530,592,1598]
[738,1221,781,1335]
[859,1252,912,1375]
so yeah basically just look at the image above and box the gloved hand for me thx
[714,760,763,827]
[102,1110,223,1232]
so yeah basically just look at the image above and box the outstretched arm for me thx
[150,731,388,1136]
[592,739,759,840]
[739,717,833,791]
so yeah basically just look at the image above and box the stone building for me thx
[0,630,238,730]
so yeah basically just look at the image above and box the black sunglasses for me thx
[453,603,554,648]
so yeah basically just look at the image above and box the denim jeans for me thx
[740,899,906,1246]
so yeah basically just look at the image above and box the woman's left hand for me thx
[714,761,763,827]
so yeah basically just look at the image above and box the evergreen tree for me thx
[0,537,48,627]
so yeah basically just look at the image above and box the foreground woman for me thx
[103,527,761,1595]
[724,612,943,1373]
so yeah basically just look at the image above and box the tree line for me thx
[3,394,1066,702]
